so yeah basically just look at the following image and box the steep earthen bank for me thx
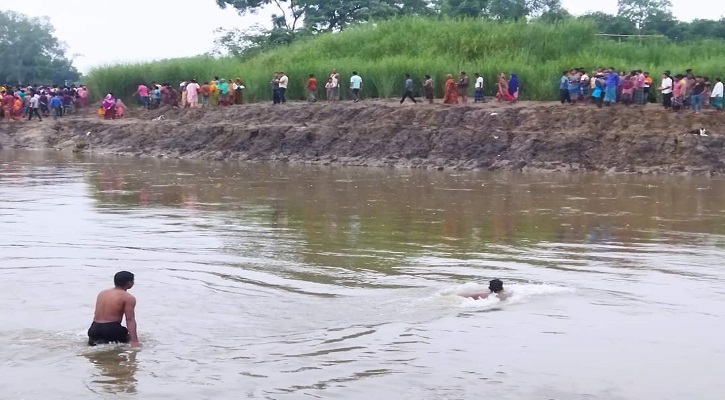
[1,101,724,174]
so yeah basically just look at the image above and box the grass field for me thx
[84,17,725,102]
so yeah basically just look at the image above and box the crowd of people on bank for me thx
[560,67,724,113]
[0,84,89,122]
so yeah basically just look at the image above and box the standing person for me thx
[580,69,590,101]
[330,69,340,102]
[234,78,244,104]
[473,73,484,103]
[423,75,434,104]
[49,93,63,117]
[27,93,42,121]
[710,77,723,111]
[443,74,458,104]
[307,74,317,102]
[658,72,673,109]
[458,72,469,104]
[508,73,519,102]
[132,83,149,109]
[591,73,606,108]
[620,73,635,105]
[218,79,229,106]
[226,80,235,105]
[2,91,13,121]
[644,72,655,103]
[271,72,281,105]
[703,77,711,108]
[200,81,210,107]
[87,271,140,347]
[604,68,619,106]
[186,79,200,108]
[12,94,22,121]
[672,74,684,111]
[349,71,362,103]
[278,72,289,104]
[400,74,417,104]
[634,70,646,105]
[209,80,219,106]
[568,69,580,104]
[559,70,570,104]
[325,77,334,103]
[690,76,706,114]
[180,81,188,108]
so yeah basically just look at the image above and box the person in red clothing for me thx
[307,74,317,102]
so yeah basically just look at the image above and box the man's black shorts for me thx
[87,322,129,346]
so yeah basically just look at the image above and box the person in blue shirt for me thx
[400,74,417,104]
[559,70,570,104]
[49,94,63,118]
[604,68,619,105]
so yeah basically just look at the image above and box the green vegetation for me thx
[0,11,81,85]
[85,17,725,102]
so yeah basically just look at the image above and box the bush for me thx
[85,17,725,102]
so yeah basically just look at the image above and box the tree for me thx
[437,0,488,18]
[617,0,672,31]
[578,12,637,35]
[0,11,80,85]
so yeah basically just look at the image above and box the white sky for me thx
[1,0,723,74]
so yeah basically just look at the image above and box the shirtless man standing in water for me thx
[87,271,140,347]
[464,279,509,301]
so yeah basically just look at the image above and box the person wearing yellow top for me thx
[209,80,218,106]
[644,72,654,103]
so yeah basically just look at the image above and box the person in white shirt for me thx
[349,71,363,103]
[28,94,42,121]
[710,77,723,111]
[473,73,485,103]
[658,72,673,109]
[278,72,289,104]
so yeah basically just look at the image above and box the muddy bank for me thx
[1,101,724,174]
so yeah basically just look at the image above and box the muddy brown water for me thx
[1,150,724,400]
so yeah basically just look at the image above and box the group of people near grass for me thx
[560,68,724,114]
[0,84,89,122]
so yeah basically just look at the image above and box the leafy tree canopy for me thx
[0,11,80,85]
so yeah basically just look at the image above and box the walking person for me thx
[350,71,363,103]
[423,75,434,104]
[27,93,42,121]
[473,73,484,103]
[49,94,63,117]
[307,74,317,102]
[400,74,417,104]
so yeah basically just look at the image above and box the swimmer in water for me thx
[87,271,140,347]
[464,279,509,300]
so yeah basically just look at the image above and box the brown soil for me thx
[1,100,724,174]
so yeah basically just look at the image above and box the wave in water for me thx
[435,282,575,309]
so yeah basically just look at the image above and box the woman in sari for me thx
[12,95,23,121]
[209,80,218,106]
[443,74,458,104]
[496,73,511,101]
[234,79,244,104]
[218,79,229,105]
[508,73,519,102]
[115,98,127,118]
[620,73,634,105]
[101,93,116,119]
[225,79,234,106]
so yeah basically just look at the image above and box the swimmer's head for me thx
[114,271,135,289]
[489,279,504,293]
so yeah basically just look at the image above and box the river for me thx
[1,150,724,400]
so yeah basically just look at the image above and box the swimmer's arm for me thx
[465,292,490,300]
[124,295,140,346]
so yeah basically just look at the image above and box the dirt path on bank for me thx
[1,100,724,174]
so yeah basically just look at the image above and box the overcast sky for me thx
[1,0,723,73]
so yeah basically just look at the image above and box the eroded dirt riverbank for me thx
[1,101,724,174]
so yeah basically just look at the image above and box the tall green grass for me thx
[85,17,725,102]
